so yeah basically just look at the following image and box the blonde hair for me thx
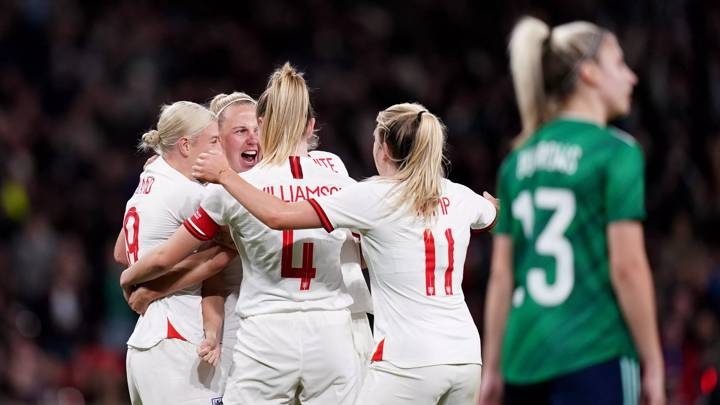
[509,16,606,146]
[139,101,216,154]
[376,102,447,222]
[209,92,257,129]
[256,62,317,165]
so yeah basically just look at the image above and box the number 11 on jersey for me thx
[424,228,455,296]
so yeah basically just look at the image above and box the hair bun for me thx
[140,129,161,149]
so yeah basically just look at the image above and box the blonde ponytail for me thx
[256,62,316,165]
[509,16,607,147]
[376,103,447,222]
[509,17,550,146]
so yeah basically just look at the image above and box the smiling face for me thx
[219,103,260,173]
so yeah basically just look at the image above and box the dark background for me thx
[1,0,719,403]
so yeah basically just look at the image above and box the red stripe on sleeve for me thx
[371,338,385,362]
[307,198,334,233]
[183,207,220,241]
[289,156,303,179]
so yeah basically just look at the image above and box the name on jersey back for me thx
[262,184,342,203]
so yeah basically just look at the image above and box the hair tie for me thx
[416,110,426,123]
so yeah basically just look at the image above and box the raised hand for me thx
[483,191,500,212]
[192,151,233,184]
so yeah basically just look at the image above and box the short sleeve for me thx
[493,159,513,235]
[468,190,498,234]
[606,141,646,222]
[183,185,227,241]
[308,181,387,233]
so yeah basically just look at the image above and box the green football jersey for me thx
[495,118,643,384]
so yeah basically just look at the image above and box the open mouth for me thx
[240,150,258,165]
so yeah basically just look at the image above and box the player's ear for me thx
[578,61,601,88]
[177,137,191,157]
[381,141,394,163]
[305,117,316,137]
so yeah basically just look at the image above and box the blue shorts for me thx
[504,357,640,405]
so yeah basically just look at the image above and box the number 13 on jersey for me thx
[511,188,576,307]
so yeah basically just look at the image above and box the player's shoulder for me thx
[354,177,395,194]
[605,126,640,149]
[442,178,480,200]
[307,150,349,176]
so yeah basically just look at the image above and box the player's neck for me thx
[559,93,608,127]
[292,142,309,157]
[163,152,195,181]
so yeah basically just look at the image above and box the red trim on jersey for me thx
[289,156,304,179]
[166,318,187,341]
[183,207,220,241]
[351,232,361,240]
[444,228,455,295]
[371,339,385,362]
[424,229,436,296]
[307,198,334,232]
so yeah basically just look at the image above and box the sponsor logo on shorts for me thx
[211,397,223,405]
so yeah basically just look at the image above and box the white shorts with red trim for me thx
[222,309,361,405]
[126,338,226,405]
[356,361,481,405]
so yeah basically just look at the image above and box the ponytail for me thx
[509,16,607,147]
[256,63,316,165]
[376,103,447,222]
[509,16,550,146]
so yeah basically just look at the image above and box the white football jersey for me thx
[184,155,356,317]
[309,150,372,314]
[308,150,349,175]
[122,157,207,349]
[309,178,497,367]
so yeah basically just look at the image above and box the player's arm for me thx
[604,141,664,405]
[120,225,205,289]
[114,229,128,266]
[193,150,321,230]
[127,248,236,314]
[196,271,227,367]
[607,221,664,402]
[478,235,513,405]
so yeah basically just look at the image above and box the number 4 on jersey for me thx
[281,230,317,290]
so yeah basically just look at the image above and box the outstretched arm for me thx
[120,225,205,289]
[192,151,320,230]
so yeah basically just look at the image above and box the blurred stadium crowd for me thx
[0,0,719,403]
